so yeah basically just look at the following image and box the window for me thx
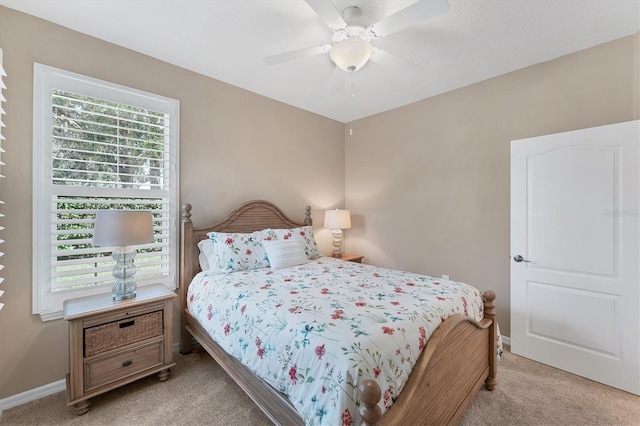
[33,64,180,320]
[0,49,6,312]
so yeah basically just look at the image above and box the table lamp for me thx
[324,209,351,258]
[93,210,154,300]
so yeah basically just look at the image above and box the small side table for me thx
[64,284,176,415]
[337,253,364,263]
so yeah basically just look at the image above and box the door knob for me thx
[513,255,531,263]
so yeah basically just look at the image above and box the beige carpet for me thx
[2,347,639,425]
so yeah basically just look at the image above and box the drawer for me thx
[85,340,164,391]
[84,310,163,357]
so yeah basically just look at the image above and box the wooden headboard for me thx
[179,200,312,329]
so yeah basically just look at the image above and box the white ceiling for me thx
[2,0,639,123]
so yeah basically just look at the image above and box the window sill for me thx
[36,281,176,322]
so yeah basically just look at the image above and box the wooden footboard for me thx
[361,290,497,426]
[179,201,497,426]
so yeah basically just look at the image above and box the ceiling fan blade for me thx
[367,0,450,39]
[369,47,423,74]
[304,0,348,32]
[264,44,331,66]
[328,66,348,94]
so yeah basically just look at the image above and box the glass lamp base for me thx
[111,246,138,300]
[111,279,137,300]
[112,292,136,301]
[332,229,344,257]
[112,289,136,301]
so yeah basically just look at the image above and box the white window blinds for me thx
[33,64,179,319]
[49,91,171,290]
[0,49,5,312]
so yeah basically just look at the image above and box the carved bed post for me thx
[359,379,382,426]
[180,204,194,355]
[483,290,497,391]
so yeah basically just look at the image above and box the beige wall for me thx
[345,32,640,337]
[0,6,344,399]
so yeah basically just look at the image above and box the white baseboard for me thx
[502,335,511,346]
[0,378,66,417]
[0,341,184,418]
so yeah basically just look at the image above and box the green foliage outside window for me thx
[50,90,169,288]
[51,90,166,188]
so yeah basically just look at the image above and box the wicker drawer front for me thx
[84,311,163,357]
[85,340,163,391]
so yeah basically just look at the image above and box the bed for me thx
[179,200,498,425]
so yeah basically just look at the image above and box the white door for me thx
[511,120,640,395]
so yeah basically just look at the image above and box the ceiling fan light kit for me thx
[264,0,451,83]
[330,37,372,72]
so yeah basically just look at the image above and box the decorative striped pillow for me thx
[263,239,308,270]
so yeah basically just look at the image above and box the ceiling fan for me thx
[264,0,450,90]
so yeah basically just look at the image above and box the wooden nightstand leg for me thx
[73,399,91,415]
[157,368,170,382]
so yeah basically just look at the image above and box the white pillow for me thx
[263,239,308,270]
[263,226,322,259]
[197,239,217,272]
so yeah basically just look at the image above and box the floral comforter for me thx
[187,257,490,425]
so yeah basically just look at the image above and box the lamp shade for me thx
[93,210,154,247]
[329,38,372,72]
[324,209,352,230]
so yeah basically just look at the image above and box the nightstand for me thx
[337,253,364,263]
[63,284,176,415]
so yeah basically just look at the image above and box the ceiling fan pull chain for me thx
[350,73,355,136]
[349,91,354,136]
